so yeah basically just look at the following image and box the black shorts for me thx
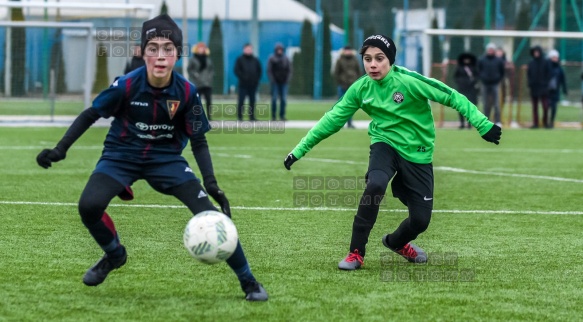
[93,157,197,192]
[366,142,434,206]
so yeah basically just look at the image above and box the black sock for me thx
[226,242,255,286]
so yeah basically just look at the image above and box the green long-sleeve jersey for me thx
[291,65,494,164]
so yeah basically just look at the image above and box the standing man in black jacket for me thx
[267,43,292,121]
[234,43,263,121]
[477,43,505,126]
[527,46,552,128]
[124,45,145,74]
[454,53,479,129]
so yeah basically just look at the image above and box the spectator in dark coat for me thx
[454,52,479,129]
[188,42,214,120]
[124,45,145,74]
[477,43,505,126]
[267,43,292,121]
[234,43,263,121]
[581,71,583,118]
[334,45,362,128]
[546,49,567,129]
[495,48,512,112]
[527,46,552,128]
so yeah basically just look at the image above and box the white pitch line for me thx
[214,153,253,159]
[303,158,583,183]
[4,146,582,183]
[457,148,583,154]
[303,157,368,165]
[435,166,583,183]
[7,145,583,153]
[1,201,582,215]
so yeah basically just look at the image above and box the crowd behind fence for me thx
[430,61,583,128]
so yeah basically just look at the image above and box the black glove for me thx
[205,183,231,217]
[481,124,502,145]
[284,153,298,170]
[36,147,66,169]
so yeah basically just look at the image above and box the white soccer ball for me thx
[183,210,239,264]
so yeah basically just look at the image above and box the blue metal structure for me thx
[0,16,344,95]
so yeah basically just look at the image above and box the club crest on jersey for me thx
[393,92,404,103]
[166,100,180,119]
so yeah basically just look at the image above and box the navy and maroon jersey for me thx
[91,66,210,161]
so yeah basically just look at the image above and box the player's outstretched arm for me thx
[190,135,231,217]
[283,92,359,171]
[36,108,101,169]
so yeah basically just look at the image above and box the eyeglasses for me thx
[144,44,176,57]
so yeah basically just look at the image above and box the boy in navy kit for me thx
[36,14,268,301]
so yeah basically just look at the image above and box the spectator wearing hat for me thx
[188,42,214,120]
[334,45,362,128]
[547,49,567,129]
[124,45,145,74]
[267,43,292,121]
[477,43,505,126]
[234,43,262,121]
[454,52,479,129]
[527,46,552,128]
[495,48,513,112]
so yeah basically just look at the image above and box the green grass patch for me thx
[2,99,582,125]
[0,99,85,115]
[1,127,583,321]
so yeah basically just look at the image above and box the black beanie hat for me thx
[360,34,397,65]
[141,14,183,57]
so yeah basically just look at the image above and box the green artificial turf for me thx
[1,98,582,125]
[1,126,582,321]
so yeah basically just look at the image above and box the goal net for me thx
[0,1,153,120]
[422,28,583,129]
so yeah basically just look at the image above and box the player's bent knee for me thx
[365,181,387,197]
[78,173,124,224]
[407,203,432,233]
[409,215,431,233]
[365,170,390,196]
[78,198,107,225]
